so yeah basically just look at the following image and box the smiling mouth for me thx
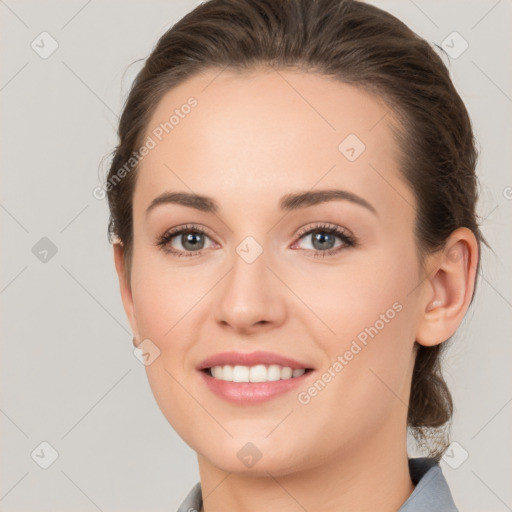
[202,364,314,383]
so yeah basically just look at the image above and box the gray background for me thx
[1,0,511,511]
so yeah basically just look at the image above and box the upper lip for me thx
[197,351,314,371]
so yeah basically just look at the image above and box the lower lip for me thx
[198,370,313,404]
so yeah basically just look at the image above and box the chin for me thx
[196,438,312,477]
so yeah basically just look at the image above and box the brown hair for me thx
[105,0,485,460]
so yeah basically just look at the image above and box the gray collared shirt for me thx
[176,457,459,512]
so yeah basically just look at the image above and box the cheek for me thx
[128,250,215,409]
[129,263,200,441]
[291,292,415,456]
[290,246,418,344]
[295,248,418,403]
[129,250,205,339]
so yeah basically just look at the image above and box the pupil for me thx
[183,232,203,251]
[313,232,334,250]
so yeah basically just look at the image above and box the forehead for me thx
[134,67,412,216]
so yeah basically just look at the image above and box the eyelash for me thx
[156,222,357,259]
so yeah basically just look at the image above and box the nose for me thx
[213,242,287,335]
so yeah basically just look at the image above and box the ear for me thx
[415,227,479,347]
[113,242,140,348]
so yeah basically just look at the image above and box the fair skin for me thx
[113,67,478,512]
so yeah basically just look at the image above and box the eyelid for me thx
[160,223,216,241]
[294,222,354,240]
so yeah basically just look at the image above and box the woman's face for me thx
[120,67,428,475]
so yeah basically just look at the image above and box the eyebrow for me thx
[145,189,377,217]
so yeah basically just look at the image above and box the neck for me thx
[197,415,415,512]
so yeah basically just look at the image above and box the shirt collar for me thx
[398,457,459,511]
[176,457,458,512]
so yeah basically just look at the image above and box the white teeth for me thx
[281,366,293,379]
[233,365,249,382]
[267,364,281,381]
[208,364,308,382]
[249,364,267,382]
[222,365,233,381]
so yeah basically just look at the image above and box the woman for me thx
[105,0,484,510]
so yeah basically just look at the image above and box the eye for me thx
[156,222,356,259]
[292,223,356,258]
[156,224,216,257]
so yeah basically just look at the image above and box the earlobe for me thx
[415,227,479,347]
